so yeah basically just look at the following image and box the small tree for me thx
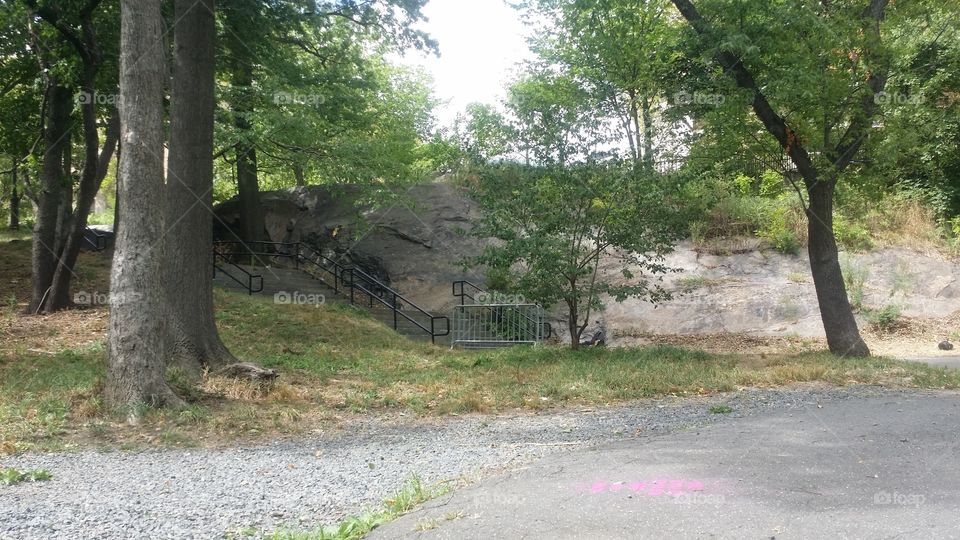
[472,162,681,349]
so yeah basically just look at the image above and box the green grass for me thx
[265,476,450,540]
[709,405,734,414]
[5,269,960,453]
[0,467,52,486]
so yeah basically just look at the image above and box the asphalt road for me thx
[372,392,960,539]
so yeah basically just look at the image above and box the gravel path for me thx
[0,385,924,539]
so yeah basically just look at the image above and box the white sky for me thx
[396,0,534,129]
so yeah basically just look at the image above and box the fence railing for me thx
[452,304,548,349]
[452,279,552,339]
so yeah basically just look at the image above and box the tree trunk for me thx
[105,0,181,411]
[235,139,263,242]
[567,298,580,350]
[165,0,237,377]
[28,82,71,313]
[640,95,654,170]
[45,112,119,311]
[293,163,305,187]
[54,132,73,258]
[9,161,20,230]
[806,180,870,357]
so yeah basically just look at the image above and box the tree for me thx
[105,0,180,409]
[164,0,236,377]
[668,0,900,357]
[216,0,436,243]
[473,162,679,348]
[520,0,681,167]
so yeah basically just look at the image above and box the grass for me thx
[3,238,960,453]
[708,405,733,414]
[0,467,52,486]
[264,476,450,540]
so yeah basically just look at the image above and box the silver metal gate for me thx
[451,304,549,349]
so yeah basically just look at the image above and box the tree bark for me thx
[54,132,73,258]
[806,180,869,356]
[28,82,71,313]
[235,137,264,242]
[9,161,20,230]
[105,0,181,411]
[45,112,119,310]
[165,0,238,377]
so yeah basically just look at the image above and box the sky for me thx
[395,0,534,128]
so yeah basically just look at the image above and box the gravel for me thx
[0,385,924,539]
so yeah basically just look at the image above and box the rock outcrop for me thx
[215,180,960,345]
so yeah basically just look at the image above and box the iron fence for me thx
[452,304,548,349]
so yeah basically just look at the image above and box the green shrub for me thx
[862,304,902,331]
[833,213,873,251]
[840,255,869,310]
[756,202,803,254]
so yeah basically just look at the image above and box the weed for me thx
[266,475,451,540]
[862,304,903,332]
[786,272,808,284]
[840,255,869,310]
[709,405,733,414]
[1,467,52,486]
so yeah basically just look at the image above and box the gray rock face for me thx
[217,181,960,343]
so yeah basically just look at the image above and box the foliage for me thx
[0,467,51,486]
[267,476,449,540]
[470,162,681,346]
[862,304,903,332]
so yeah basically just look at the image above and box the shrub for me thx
[862,304,902,331]
[840,255,869,310]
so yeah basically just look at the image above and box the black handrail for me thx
[82,226,108,251]
[214,241,300,269]
[213,251,263,294]
[452,279,552,339]
[214,241,449,343]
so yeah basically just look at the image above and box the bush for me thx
[757,203,803,254]
[862,304,902,331]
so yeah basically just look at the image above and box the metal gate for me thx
[451,304,549,349]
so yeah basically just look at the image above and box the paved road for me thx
[372,392,960,539]
[901,356,960,369]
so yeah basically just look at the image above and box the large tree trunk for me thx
[9,161,20,230]
[105,0,181,410]
[806,180,870,356]
[28,82,71,313]
[165,0,237,377]
[45,112,119,311]
[235,137,263,242]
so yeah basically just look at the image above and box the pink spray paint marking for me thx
[576,479,711,498]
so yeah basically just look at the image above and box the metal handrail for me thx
[82,226,108,251]
[214,241,300,269]
[452,279,552,339]
[213,251,263,294]
[212,240,450,342]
